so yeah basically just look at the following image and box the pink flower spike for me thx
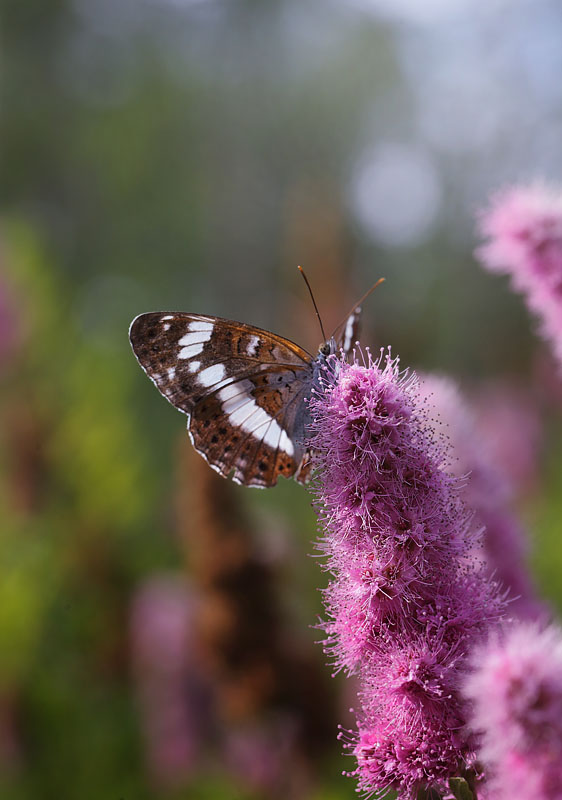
[476,183,562,366]
[464,622,562,800]
[309,350,506,798]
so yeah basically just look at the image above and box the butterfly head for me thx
[318,337,338,358]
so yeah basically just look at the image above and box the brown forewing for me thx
[129,312,315,487]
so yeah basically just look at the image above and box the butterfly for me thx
[129,275,382,488]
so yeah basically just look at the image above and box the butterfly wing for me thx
[129,312,315,487]
[338,305,362,356]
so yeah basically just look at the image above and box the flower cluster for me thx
[309,351,506,798]
[476,183,562,367]
[464,622,562,800]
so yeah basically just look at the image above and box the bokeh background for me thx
[2,1,562,798]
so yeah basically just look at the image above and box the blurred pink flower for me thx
[0,271,21,368]
[224,718,307,796]
[130,575,204,788]
[419,375,545,621]
[464,622,562,800]
[476,183,562,366]
[471,382,542,495]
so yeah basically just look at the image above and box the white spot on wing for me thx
[178,331,211,347]
[341,306,361,354]
[168,367,176,380]
[228,402,258,427]
[246,335,260,357]
[198,363,226,388]
[217,383,295,457]
[279,430,294,454]
[162,315,173,321]
[343,313,355,352]
[178,342,204,359]
[218,382,253,414]
[163,323,170,331]
[188,360,201,373]
[188,321,214,333]
[263,422,282,451]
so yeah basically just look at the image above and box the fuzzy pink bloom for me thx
[419,375,545,621]
[476,183,562,366]
[464,622,562,800]
[309,351,506,798]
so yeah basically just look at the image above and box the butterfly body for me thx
[129,309,360,488]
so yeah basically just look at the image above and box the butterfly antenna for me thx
[298,265,327,342]
[330,277,385,339]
